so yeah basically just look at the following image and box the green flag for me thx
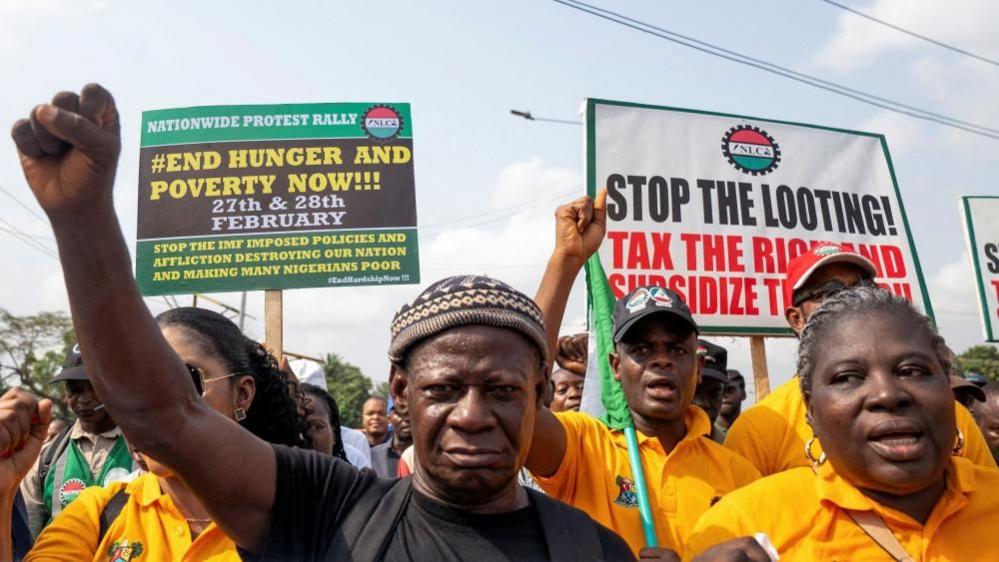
[584,253,659,546]
[585,254,632,430]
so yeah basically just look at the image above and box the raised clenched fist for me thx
[11,83,121,216]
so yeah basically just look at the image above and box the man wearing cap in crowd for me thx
[950,375,986,410]
[691,340,730,444]
[527,191,759,558]
[20,344,135,538]
[715,369,746,441]
[723,242,998,475]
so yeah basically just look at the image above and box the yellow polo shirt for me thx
[532,407,760,557]
[686,456,999,561]
[724,377,997,476]
[27,473,238,562]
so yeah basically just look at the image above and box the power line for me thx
[0,220,57,260]
[820,0,999,68]
[510,109,582,125]
[420,185,580,231]
[0,184,48,224]
[551,0,999,140]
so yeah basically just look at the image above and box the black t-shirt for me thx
[243,445,635,561]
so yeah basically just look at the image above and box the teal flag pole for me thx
[585,254,659,547]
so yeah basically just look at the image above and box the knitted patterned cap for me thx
[389,275,548,363]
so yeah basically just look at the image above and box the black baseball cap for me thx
[49,343,90,383]
[696,339,728,383]
[612,286,698,343]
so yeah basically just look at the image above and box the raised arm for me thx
[10,85,274,550]
[0,388,51,561]
[526,190,606,477]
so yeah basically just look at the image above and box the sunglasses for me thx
[792,277,877,307]
[185,364,240,395]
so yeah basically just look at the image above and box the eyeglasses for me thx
[792,277,877,307]
[185,364,240,395]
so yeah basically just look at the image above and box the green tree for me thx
[958,344,999,381]
[373,381,391,400]
[323,353,374,428]
[0,308,73,416]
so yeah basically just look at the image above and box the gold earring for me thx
[234,407,247,422]
[804,436,826,466]
[952,429,964,456]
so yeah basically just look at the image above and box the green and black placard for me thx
[135,103,419,296]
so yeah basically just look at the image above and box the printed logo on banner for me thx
[721,125,780,176]
[361,105,403,140]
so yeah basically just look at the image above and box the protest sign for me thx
[961,196,999,342]
[585,98,932,337]
[136,103,419,296]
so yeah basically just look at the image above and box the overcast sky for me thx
[1,0,997,402]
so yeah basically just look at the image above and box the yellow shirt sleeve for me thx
[26,481,126,562]
[956,402,998,469]
[684,496,753,561]
[531,411,601,500]
[722,405,780,476]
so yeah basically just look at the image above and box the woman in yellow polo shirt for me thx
[687,287,999,561]
[25,308,311,562]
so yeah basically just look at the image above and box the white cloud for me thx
[490,157,581,209]
[0,0,65,50]
[926,256,985,352]
[813,0,999,74]
[860,111,923,155]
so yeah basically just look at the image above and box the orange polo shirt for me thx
[686,456,999,561]
[27,473,238,562]
[724,376,997,476]
[532,407,760,557]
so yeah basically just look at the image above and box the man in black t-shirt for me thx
[12,86,636,561]
[247,275,635,560]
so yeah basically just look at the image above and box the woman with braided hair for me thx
[22,307,311,561]
[686,287,999,561]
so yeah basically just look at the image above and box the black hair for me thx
[796,287,950,399]
[301,384,348,462]
[155,307,310,448]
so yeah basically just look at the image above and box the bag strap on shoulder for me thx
[526,488,604,560]
[810,463,914,562]
[342,477,413,561]
[98,488,130,545]
[38,424,73,482]
[844,509,915,562]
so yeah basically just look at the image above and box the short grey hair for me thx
[796,286,950,398]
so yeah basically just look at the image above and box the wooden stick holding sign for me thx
[749,336,771,400]
[265,290,283,364]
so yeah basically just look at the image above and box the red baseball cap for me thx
[785,243,878,300]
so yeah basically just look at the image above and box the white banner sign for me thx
[961,196,999,342]
[586,99,932,335]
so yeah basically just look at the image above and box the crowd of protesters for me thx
[0,83,996,561]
